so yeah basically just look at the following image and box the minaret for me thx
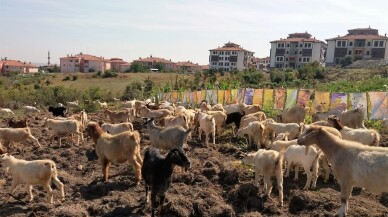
[48,50,50,65]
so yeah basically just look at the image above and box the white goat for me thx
[1,154,65,204]
[146,118,192,150]
[96,100,108,109]
[265,121,301,140]
[23,106,40,114]
[297,126,388,217]
[205,110,227,136]
[43,118,83,146]
[0,108,15,115]
[196,112,216,146]
[242,149,283,206]
[0,127,41,148]
[66,100,80,109]
[328,116,380,146]
[139,106,172,119]
[223,104,241,114]
[101,122,133,135]
[284,145,320,190]
[161,115,189,130]
[235,121,268,149]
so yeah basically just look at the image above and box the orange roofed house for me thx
[59,53,111,73]
[133,55,176,72]
[175,61,202,72]
[209,42,254,71]
[0,58,38,74]
[325,27,388,66]
[270,32,326,69]
[109,58,131,73]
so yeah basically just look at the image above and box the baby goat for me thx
[142,147,190,217]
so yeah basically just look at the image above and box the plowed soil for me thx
[0,112,387,217]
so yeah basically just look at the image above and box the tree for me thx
[129,62,149,73]
[340,55,353,67]
[154,62,165,72]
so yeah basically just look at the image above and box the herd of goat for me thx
[0,98,387,217]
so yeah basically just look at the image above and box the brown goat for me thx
[86,122,143,183]
[8,118,27,128]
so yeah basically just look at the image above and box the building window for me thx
[348,50,352,55]
[298,58,302,62]
[349,42,353,46]
[286,51,289,54]
[276,56,284,62]
[355,50,362,55]
[225,57,229,60]
[299,51,302,54]
[335,58,341,64]
[285,57,289,61]
[366,51,370,55]
[213,51,217,54]
[212,62,217,65]
[219,57,223,60]
[294,51,298,54]
[367,41,371,46]
[219,62,223,66]
[299,43,303,47]
[337,40,347,47]
[304,43,312,48]
[373,40,384,47]
[277,43,285,48]
[287,44,290,47]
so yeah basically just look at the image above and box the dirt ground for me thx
[0,112,387,217]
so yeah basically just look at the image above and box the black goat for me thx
[48,106,67,117]
[225,112,245,129]
[142,147,190,217]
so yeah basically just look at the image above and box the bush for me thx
[89,68,96,73]
[72,75,78,81]
[63,76,70,81]
[122,81,144,100]
[101,70,117,78]
[270,69,285,83]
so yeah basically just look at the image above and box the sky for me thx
[1,0,388,65]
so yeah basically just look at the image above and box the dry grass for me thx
[49,73,193,92]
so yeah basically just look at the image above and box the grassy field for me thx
[49,73,191,93]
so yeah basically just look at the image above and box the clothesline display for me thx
[159,88,388,120]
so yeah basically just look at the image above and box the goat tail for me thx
[370,129,381,146]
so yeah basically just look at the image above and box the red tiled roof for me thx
[176,61,200,67]
[271,37,324,43]
[210,42,253,53]
[134,56,175,64]
[60,54,108,62]
[109,58,128,64]
[201,65,209,70]
[0,60,37,68]
[326,34,388,41]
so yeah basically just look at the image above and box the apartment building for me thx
[0,58,38,74]
[252,57,270,70]
[60,53,111,73]
[110,58,130,72]
[175,61,202,72]
[133,55,176,71]
[326,27,388,66]
[270,32,326,69]
[209,42,254,71]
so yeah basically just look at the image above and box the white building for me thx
[252,57,270,71]
[326,27,388,66]
[60,53,111,73]
[270,32,326,69]
[209,42,254,71]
